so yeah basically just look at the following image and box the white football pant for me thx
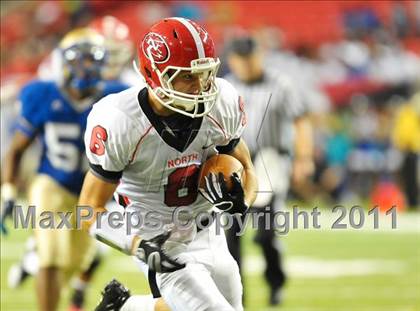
[134,221,243,311]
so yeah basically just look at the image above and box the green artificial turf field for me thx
[1,207,419,311]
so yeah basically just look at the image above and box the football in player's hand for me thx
[199,154,244,191]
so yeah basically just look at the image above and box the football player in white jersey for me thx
[79,17,257,311]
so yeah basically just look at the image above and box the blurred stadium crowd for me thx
[1,0,419,209]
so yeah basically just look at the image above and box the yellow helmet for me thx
[59,27,105,50]
[59,28,107,96]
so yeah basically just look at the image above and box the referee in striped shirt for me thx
[224,36,314,306]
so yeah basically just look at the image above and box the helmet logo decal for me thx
[142,32,170,63]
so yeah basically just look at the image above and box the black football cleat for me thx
[68,288,85,310]
[95,279,131,311]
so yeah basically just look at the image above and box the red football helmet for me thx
[138,17,220,118]
[90,16,133,79]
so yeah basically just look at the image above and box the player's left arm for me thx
[203,79,257,212]
[202,138,258,214]
[228,138,258,208]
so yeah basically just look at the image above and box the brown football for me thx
[199,154,244,191]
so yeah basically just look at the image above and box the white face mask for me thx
[149,55,221,118]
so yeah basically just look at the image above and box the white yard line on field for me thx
[80,254,409,280]
[244,255,407,278]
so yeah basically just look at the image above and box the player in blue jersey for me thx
[0,27,128,311]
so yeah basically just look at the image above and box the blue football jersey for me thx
[15,80,128,194]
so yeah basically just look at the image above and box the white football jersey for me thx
[85,78,246,239]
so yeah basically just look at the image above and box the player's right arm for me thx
[79,173,184,273]
[81,95,133,241]
[2,132,34,185]
[1,82,44,233]
[1,132,34,233]
[79,171,151,262]
[82,95,184,272]
[78,170,117,231]
[78,170,146,256]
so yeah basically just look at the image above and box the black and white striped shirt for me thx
[225,70,306,155]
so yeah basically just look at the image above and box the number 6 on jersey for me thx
[90,125,108,156]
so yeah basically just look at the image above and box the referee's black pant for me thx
[401,151,419,208]
[225,197,287,294]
